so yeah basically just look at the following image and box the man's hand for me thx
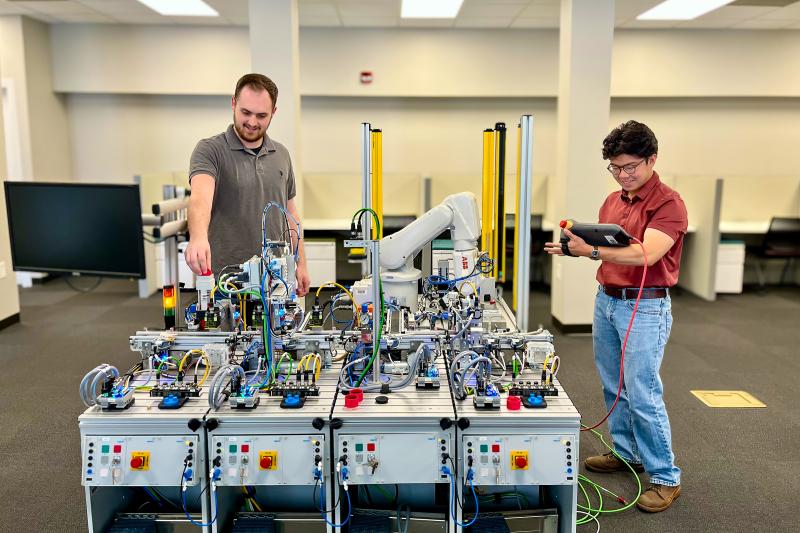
[544,229,592,258]
[185,238,212,275]
[295,262,310,297]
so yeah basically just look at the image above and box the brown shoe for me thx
[637,484,681,513]
[584,452,645,473]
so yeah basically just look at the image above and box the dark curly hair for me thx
[602,120,658,160]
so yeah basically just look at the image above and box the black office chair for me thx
[754,217,800,289]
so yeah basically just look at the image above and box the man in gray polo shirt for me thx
[185,73,309,296]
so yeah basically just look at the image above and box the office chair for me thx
[754,217,800,289]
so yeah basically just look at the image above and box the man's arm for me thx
[286,198,310,296]
[185,174,215,275]
[544,227,675,266]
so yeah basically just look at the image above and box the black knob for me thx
[457,418,471,430]
[439,418,453,430]
[312,417,326,430]
[187,419,202,432]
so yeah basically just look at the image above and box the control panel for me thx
[336,433,451,485]
[82,435,199,487]
[211,434,324,486]
[462,434,576,486]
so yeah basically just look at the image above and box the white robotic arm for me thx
[379,192,481,270]
[366,192,484,310]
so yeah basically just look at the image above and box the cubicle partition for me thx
[673,176,723,301]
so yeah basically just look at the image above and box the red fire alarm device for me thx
[360,71,373,84]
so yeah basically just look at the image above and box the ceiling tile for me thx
[613,0,664,20]
[15,1,95,15]
[0,3,32,15]
[676,18,740,28]
[300,2,339,17]
[697,5,778,20]
[760,2,800,18]
[300,14,342,26]
[340,15,397,27]
[733,17,796,28]
[337,2,396,17]
[455,16,514,27]
[205,0,248,21]
[398,18,455,27]
[55,12,118,23]
[459,2,526,17]
[170,15,230,25]
[76,0,155,15]
[510,16,558,28]
[620,19,680,28]
[517,4,559,17]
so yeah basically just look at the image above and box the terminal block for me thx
[96,385,135,411]
[229,387,261,409]
[508,380,559,398]
[269,372,320,409]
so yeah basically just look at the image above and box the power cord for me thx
[581,237,649,432]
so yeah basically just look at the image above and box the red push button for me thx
[241,444,250,453]
[367,443,375,452]
[113,445,122,453]
[514,455,528,469]
[492,444,500,453]
[260,456,273,469]
[130,456,144,469]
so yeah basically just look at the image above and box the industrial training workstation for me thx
[0,1,799,532]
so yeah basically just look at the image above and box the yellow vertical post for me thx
[495,123,507,282]
[512,123,522,311]
[371,129,383,239]
[481,129,495,261]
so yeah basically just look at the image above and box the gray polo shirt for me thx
[189,124,296,275]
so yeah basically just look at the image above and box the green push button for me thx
[480,444,488,453]
[101,444,110,454]
[229,444,237,453]
[355,443,364,452]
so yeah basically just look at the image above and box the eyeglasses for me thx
[607,158,646,177]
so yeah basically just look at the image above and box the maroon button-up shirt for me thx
[596,171,688,288]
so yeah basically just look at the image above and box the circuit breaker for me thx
[210,434,324,486]
[82,435,199,486]
[336,433,451,485]
[462,434,576,486]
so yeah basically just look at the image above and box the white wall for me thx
[0,16,71,181]
[0,53,21,323]
[68,93,229,181]
[51,26,800,98]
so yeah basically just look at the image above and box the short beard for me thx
[233,114,264,144]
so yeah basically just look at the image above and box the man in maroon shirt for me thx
[545,121,686,513]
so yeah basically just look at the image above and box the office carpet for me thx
[0,277,796,532]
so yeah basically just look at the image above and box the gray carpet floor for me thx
[0,277,797,532]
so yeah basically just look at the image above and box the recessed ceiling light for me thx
[637,0,735,20]
[401,0,464,19]
[137,0,219,17]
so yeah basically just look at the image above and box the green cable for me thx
[351,208,382,237]
[576,477,602,525]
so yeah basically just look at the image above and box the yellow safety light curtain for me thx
[371,129,384,239]
[481,129,495,261]
[494,123,507,281]
[512,123,522,311]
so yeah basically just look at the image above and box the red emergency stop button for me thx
[260,456,273,469]
[130,456,145,469]
[514,455,528,469]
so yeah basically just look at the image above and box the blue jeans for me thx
[592,287,681,486]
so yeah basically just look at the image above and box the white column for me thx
[248,0,303,212]
[550,0,615,331]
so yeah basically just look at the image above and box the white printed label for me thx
[604,235,619,245]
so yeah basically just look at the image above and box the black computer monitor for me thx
[4,182,145,278]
